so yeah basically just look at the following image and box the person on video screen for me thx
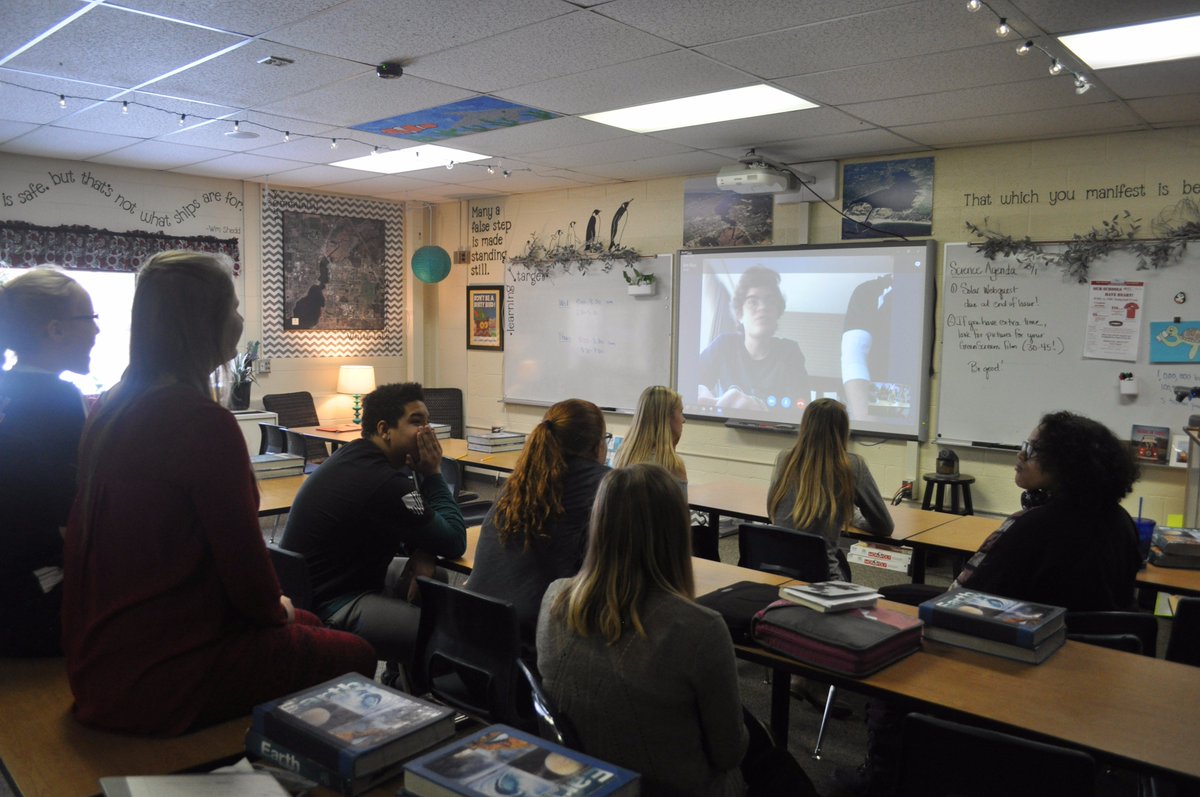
[697,266,808,412]
[841,274,893,421]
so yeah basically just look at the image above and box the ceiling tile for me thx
[65,92,237,138]
[1127,94,1200,127]
[0,0,86,62]
[695,0,996,79]
[649,107,868,150]
[3,125,141,160]
[519,134,692,168]
[264,0,575,62]
[447,117,625,157]
[405,10,676,93]
[595,0,913,47]
[150,41,370,108]
[575,149,736,181]
[0,70,122,125]
[1097,58,1200,101]
[0,119,37,143]
[6,5,246,87]
[893,102,1145,147]
[88,139,233,170]
[163,111,332,152]
[722,129,930,163]
[107,0,346,37]
[170,152,314,180]
[495,49,752,115]
[254,72,476,128]
[1008,0,1200,35]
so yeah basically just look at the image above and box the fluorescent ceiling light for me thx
[582,84,818,133]
[1059,13,1200,70]
[332,144,487,174]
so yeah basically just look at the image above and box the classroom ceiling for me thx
[1,0,1198,203]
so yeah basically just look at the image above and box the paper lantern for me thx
[412,245,452,283]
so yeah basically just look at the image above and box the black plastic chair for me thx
[262,391,328,462]
[517,659,582,750]
[1166,597,1200,666]
[266,543,313,612]
[410,577,536,730]
[737,523,832,583]
[897,712,1096,797]
[1065,632,1143,654]
[424,387,465,439]
[285,430,322,474]
[439,456,492,526]
[1065,611,1157,657]
[258,422,287,455]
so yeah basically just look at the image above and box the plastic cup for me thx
[1134,518,1156,561]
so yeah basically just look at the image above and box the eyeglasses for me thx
[67,313,99,321]
[604,432,613,442]
[1018,439,1039,460]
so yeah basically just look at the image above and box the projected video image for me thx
[676,242,935,440]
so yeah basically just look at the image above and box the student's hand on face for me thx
[406,424,443,476]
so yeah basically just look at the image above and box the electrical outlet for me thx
[255,358,271,376]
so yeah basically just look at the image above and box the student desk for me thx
[256,474,307,516]
[0,657,247,797]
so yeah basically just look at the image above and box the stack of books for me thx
[776,581,881,613]
[1149,527,1200,569]
[847,541,913,573]
[246,674,455,795]
[431,422,451,440]
[467,430,526,453]
[250,452,305,479]
[918,590,1067,664]
[403,724,639,797]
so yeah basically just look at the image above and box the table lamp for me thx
[337,365,376,425]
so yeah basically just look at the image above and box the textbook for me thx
[250,453,305,479]
[246,728,407,795]
[847,542,912,573]
[1151,528,1200,557]
[923,624,1067,664]
[777,581,881,613]
[466,431,525,449]
[917,590,1066,648]
[251,674,455,779]
[100,773,289,797]
[467,441,525,453]
[403,724,639,797]
[1149,547,1200,569]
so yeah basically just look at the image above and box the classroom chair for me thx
[1065,611,1158,657]
[517,659,582,751]
[438,456,492,526]
[285,430,322,474]
[896,712,1096,797]
[266,543,313,612]
[410,577,536,731]
[423,387,465,439]
[1166,597,1200,666]
[257,422,287,455]
[262,391,328,462]
[736,523,835,582]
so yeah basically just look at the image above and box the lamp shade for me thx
[412,245,452,283]
[337,365,376,395]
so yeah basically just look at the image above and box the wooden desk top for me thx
[904,513,1000,552]
[1131,562,1200,597]
[289,425,363,446]
[0,657,246,797]
[456,447,522,472]
[256,474,307,516]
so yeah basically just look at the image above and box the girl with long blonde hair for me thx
[537,464,748,797]
[468,398,608,650]
[613,385,686,480]
[767,398,893,579]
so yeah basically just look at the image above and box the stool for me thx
[921,472,975,515]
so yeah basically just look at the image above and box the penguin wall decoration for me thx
[609,199,633,250]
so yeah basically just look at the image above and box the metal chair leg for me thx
[812,685,837,759]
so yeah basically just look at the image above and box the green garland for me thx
[508,231,643,276]
[966,201,1200,282]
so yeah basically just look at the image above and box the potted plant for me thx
[229,340,259,411]
[623,265,656,296]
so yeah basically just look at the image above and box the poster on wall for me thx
[682,177,773,247]
[1084,280,1143,361]
[281,211,385,330]
[842,157,933,240]
[467,285,504,351]
[1150,321,1200,363]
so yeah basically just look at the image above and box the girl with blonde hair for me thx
[767,397,893,580]
[62,251,374,735]
[468,398,608,651]
[537,463,748,797]
[0,267,97,656]
[613,385,686,481]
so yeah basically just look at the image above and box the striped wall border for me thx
[261,187,404,359]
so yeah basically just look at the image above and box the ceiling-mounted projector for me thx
[716,162,796,194]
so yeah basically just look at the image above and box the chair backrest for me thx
[438,456,493,525]
[517,659,582,751]
[1064,611,1157,657]
[258,422,287,455]
[262,391,327,461]
[1166,597,1200,666]
[1065,632,1143,654]
[898,712,1096,797]
[410,577,534,730]
[423,387,464,439]
[266,543,312,612]
[737,523,831,583]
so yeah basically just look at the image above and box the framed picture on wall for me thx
[467,285,504,351]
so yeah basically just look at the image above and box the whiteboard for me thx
[503,254,673,411]
[937,243,1200,447]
